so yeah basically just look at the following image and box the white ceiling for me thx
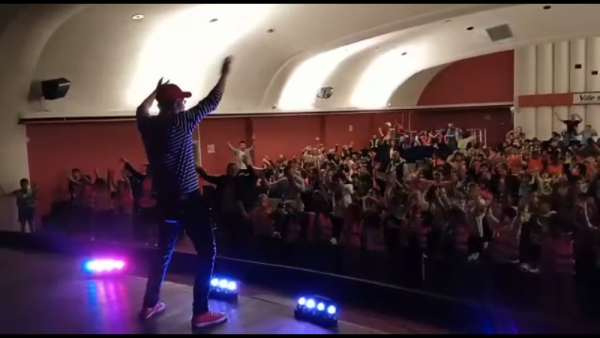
[0,4,599,118]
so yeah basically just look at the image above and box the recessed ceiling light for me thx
[466,26,474,31]
[131,14,144,20]
[543,5,551,10]
[267,28,275,33]
[210,18,218,23]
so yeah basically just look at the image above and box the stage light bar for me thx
[294,295,338,327]
[209,277,238,301]
[84,259,125,274]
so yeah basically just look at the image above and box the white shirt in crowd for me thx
[228,143,254,169]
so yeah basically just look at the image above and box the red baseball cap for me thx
[156,84,191,103]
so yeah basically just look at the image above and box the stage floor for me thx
[0,248,445,334]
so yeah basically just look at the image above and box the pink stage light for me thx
[84,259,125,273]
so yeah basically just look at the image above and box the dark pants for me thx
[18,208,35,233]
[142,191,215,315]
[134,206,157,243]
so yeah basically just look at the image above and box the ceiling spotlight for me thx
[131,14,144,20]
[210,18,218,23]
[267,28,275,33]
[543,5,551,10]
[466,26,474,31]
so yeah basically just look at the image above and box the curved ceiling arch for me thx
[277,40,376,110]
[271,4,516,111]
[0,4,88,185]
[26,4,513,117]
[311,47,379,110]
[126,4,273,112]
[274,4,600,111]
[360,3,600,108]
[3,4,600,119]
[388,65,448,108]
[0,4,88,115]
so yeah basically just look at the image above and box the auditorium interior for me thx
[2,3,600,334]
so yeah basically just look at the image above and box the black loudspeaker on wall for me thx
[40,78,71,100]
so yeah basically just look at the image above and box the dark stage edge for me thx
[1,231,598,334]
[0,248,390,334]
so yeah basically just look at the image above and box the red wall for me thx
[25,51,514,213]
[418,51,514,106]
[27,122,160,212]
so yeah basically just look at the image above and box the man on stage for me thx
[136,56,232,328]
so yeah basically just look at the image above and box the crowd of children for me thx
[200,117,600,317]
[11,114,600,317]
[31,160,156,244]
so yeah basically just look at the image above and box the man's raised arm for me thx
[178,56,232,131]
[137,78,168,119]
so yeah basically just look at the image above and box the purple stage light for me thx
[84,259,125,273]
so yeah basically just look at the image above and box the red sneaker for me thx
[139,302,166,320]
[191,311,228,328]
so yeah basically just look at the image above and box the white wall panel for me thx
[514,46,537,135]
[514,37,600,137]
[520,108,537,137]
[535,44,553,139]
[569,38,586,93]
[585,37,600,131]
[553,40,569,94]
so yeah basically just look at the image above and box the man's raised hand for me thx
[155,77,170,92]
[221,56,233,76]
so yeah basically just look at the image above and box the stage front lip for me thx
[0,230,596,334]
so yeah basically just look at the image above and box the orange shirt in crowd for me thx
[508,155,522,171]
[528,157,543,171]
[547,163,563,176]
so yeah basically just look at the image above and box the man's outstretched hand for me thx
[155,78,169,92]
[221,56,233,76]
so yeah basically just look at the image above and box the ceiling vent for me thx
[486,24,513,42]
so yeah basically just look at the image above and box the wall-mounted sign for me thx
[573,92,600,104]
[207,144,215,154]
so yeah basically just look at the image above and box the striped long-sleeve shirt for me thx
[137,89,222,197]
